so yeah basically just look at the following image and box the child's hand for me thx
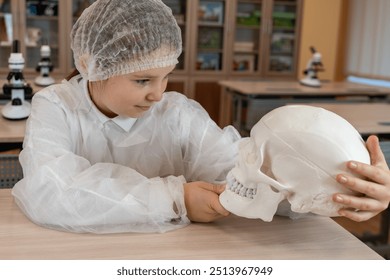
[184,181,230,222]
[333,135,390,221]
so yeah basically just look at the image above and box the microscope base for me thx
[300,77,321,88]
[35,76,55,86]
[2,101,31,120]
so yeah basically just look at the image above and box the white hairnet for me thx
[71,0,182,81]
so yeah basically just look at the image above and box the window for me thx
[345,0,390,80]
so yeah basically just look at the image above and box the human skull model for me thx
[220,105,370,221]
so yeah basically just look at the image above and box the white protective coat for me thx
[12,75,240,233]
[220,105,370,221]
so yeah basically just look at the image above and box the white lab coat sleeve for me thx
[12,92,189,233]
[179,97,241,183]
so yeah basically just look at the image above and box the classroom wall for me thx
[298,0,347,82]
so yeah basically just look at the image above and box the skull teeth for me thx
[227,174,257,199]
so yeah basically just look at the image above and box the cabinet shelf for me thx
[26,44,59,49]
[234,50,259,55]
[270,51,294,55]
[273,26,296,31]
[198,22,224,28]
[198,48,224,52]
[26,15,58,21]
[236,25,260,29]
[274,1,298,5]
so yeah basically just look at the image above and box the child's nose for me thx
[147,81,166,101]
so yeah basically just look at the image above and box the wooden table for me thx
[0,189,382,260]
[219,81,390,97]
[218,81,390,134]
[0,109,26,143]
[297,103,390,136]
[0,105,26,152]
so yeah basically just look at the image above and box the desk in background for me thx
[0,105,26,152]
[0,189,383,260]
[293,103,390,137]
[218,81,390,135]
[0,107,26,144]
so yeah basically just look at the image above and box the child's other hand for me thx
[334,135,390,221]
[184,181,230,222]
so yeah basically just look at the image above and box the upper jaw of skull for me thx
[221,137,287,221]
[226,170,258,199]
[222,168,287,221]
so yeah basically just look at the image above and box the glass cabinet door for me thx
[195,0,226,73]
[265,0,300,76]
[162,0,187,72]
[23,0,61,71]
[233,0,263,74]
[0,0,18,69]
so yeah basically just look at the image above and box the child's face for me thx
[89,65,176,118]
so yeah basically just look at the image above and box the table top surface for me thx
[0,189,382,260]
[0,107,26,143]
[219,81,390,96]
[298,103,390,135]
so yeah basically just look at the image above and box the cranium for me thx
[220,105,370,221]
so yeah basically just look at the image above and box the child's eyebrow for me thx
[132,70,175,79]
[132,74,155,79]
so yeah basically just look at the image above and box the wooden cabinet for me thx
[0,0,95,76]
[0,0,302,124]
[231,0,302,77]
[194,0,227,73]
[0,1,17,69]
[174,0,302,124]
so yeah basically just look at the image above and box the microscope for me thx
[300,46,325,88]
[2,40,33,120]
[35,44,55,86]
